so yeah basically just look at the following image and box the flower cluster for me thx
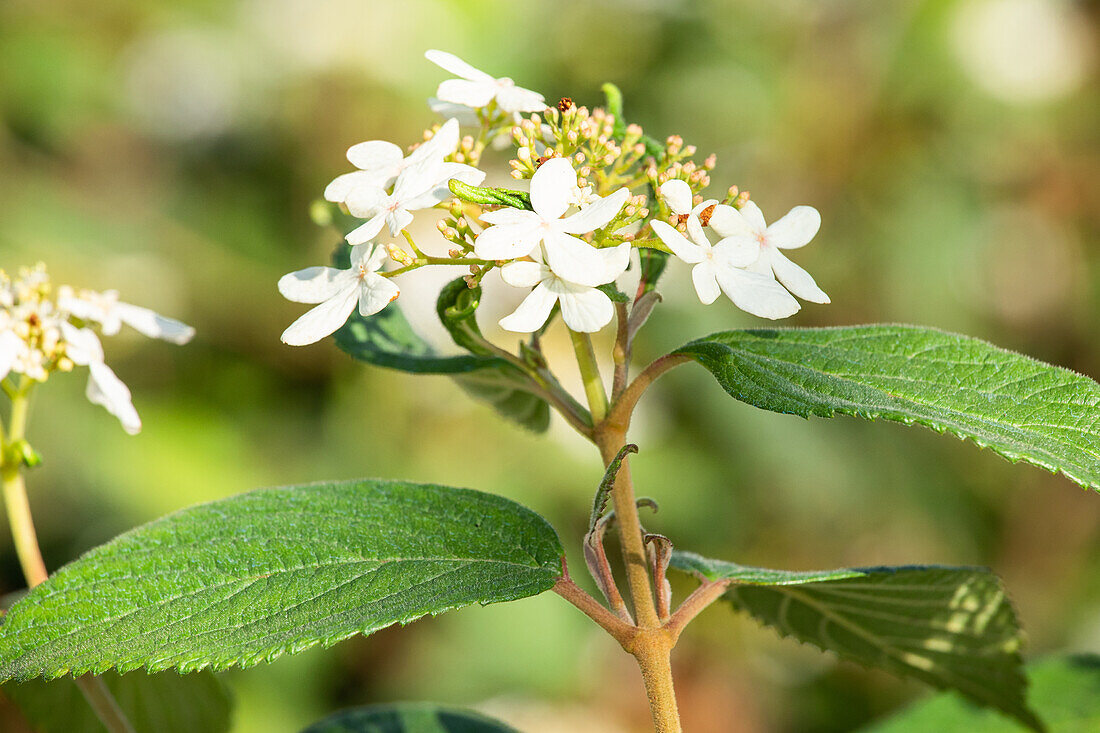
[280,50,828,346]
[0,265,195,434]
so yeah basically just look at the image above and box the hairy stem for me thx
[665,580,731,644]
[633,632,681,733]
[604,353,690,436]
[1,391,136,733]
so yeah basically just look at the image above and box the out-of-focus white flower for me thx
[652,205,800,319]
[499,243,631,333]
[324,118,480,205]
[426,50,545,115]
[60,322,142,435]
[709,202,829,305]
[0,264,194,433]
[475,158,629,285]
[58,287,195,344]
[0,327,24,382]
[279,243,398,346]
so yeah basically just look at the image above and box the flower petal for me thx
[707,204,755,239]
[114,303,195,344]
[770,249,829,303]
[543,231,609,287]
[346,140,403,171]
[552,280,614,333]
[473,221,543,260]
[324,171,385,203]
[428,98,480,126]
[501,260,548,288]
[0,330,23,381]
[651,220,705,264]
[87,362,141,435]
[691,263,722,305]
[714,267,801,320]
[278,266,355,304]
[355,242,388,272]
[410,118,460,163]
[659,179,693,216]
[280,285,359,346]
[559,188,630,234]
[737,201,768,233]
[593,243,632,284]
[530,157,576,220]
[60,322,104,365]
[711,235,761,269]
[480,208,539,226]
[344,185,388,218]
[345,215,386,245]
[385,208,414,236]
[766,205,821,250]
[499,280,558,333]
[425,50,495,83]
[495,85,546,114]
[358,272,400,316]
[436,79,497,108]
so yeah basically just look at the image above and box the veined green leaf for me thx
[669,551,1039,731]
[863,654,1100,732]
[301,703,517,732]
[2,671,231,733]
[675,325,1100,490]
[0,480,563,680]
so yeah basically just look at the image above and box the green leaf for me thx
[864,655,1100,733]
[675,325,1100,490]
[669,551,1039,731]
[0,479,564,680]
[3,671,231,733]
[301,703,517,732]
[596,283,630,303]
[637,249,669,294]
[448,180,532,211]
[601,82,627,140]
[334,285,550,432]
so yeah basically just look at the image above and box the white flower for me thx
[499,243,631,333]
[279,243,398,346]
[57,287,195,344]
[342,146,484,245]
[324,118,481,205]
[60,322,142,435]
[659,179,694,216]
[474,158,630,286]
[651,204,801,319]
[426,50,545,115]
[710,201,829,304]
[0,326,24,382]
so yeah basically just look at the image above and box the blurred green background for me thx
[1,0,1098,730]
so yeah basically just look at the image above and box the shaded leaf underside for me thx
[669,551,1039,731]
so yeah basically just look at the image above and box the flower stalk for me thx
[1,387,136,733]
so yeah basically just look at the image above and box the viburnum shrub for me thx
[0,50,1098,733]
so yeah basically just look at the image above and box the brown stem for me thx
[611,302,630,400]
[633,631,681,733]
[665,580,731,644]
[594,429,659,629]
[604,354,691,437]
[553,566,635,648]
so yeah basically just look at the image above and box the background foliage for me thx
[0,0,1097,731]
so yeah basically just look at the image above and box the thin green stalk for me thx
[1,388,135,733]
[568,328,608,423]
